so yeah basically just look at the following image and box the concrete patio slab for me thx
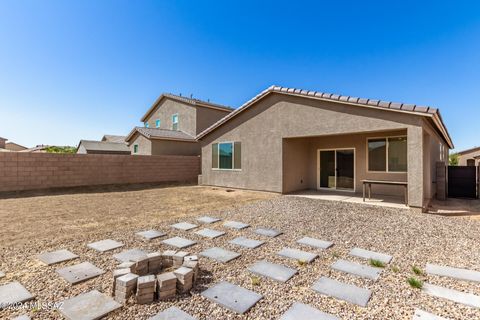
[59,289,121,320]
[349,247,393,264]
[136,230,166,240]
[229,237,265,249]
[248,260,297,283]
[37,249,79,266]
[332,259,382,281]
[56,262,105,285]
[87,239,123,252]
[312,276,372,307]
[197,216,221,224]
[195,228,226,239]
[297,237,333,249]
[201,281,262,314]
[426,263,480,283]
[422,283,480,308]
[254,228,282,238]
[413,309,448,320]
[148,306,197,320]
[0,282,34,308]
[171,222,198,231]
[277,247,318,263]
[113,249,148,263]
[200,247,241,263]
[162,236,197,249]
[280,302,339,320]
[223,221,250,230]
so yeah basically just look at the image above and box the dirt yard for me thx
[0,185,276,247]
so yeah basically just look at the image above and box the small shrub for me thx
[412,266,423,275]
[251,276,261,286]
[407,277,423,289]
[368,259,385,268]
[297,259,307,266]
[391,265,400,273]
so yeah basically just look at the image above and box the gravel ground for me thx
[1,193,480,319]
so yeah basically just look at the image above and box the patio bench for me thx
[362,180,408,206]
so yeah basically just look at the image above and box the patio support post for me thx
[407,126,425,211]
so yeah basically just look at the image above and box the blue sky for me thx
[0,1,479,151]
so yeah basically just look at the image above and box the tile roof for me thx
[126,127,196,142]
[102,135,127,144]
[141,93,233,122]
[78,140,131,153]
[197,85,453,148]
[457,146,480,155]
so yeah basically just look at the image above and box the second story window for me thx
[155,119,161,128]
[144,122,149,128]
[172,114,178,131]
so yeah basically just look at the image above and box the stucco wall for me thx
[151,140,201,156]
[144,99,197,136]
[200,93,449,209]
[130,134,152,155]
[458,149,480,166]
[196,107,231,135]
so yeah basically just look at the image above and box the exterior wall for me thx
[77,145,87,154]
[130,134,152,155]
[0,153,200,192]
[200,93,449,210]
[151,140,201,156]
[144,99,197,136]
[0,139,5,149]
[196,107,231,134]
[458,149,480,166]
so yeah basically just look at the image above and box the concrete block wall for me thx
[0,153,200,192]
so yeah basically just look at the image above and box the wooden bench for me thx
[362,180,408,206]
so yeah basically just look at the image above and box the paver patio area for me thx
[0,186,479,319]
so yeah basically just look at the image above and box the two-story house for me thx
[125,93,233,155]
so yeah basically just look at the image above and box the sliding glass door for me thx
[318,149,355,191]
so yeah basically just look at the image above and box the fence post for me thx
[436,161,447,200]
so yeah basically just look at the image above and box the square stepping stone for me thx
[149,306,197,320]
[426,263,480,283]
[12,315,31,320]
[332,259,382,281]
[422,283,480,308]
[171,222,198,231]
[297,237,333,249]
[254,228,282,238]
[0,282,34,308]
[413,309,448,320]
[349,247,393,264]
[280,302,339,320]
[229,237,265,249]
[195,228,225,239]
[278,247,318,263]
[312,276,372,307]
[87,239,123,252]
[200,247,241,263]
[201,281,262,314]
[0,271,4,279]
[56,262,105,285]
[197,216,221,224]
[113,249,148,262]
[37,249,79,266]
[136,230,166,240]
[59,289,121,320]
[223,220,250,230]
[248,260,297,283]
[162,236,197,249]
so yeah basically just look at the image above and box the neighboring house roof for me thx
[125,127,196,143]
[197,85,454,148]
[140,93,233,122]
[78,140,131,153]
[102,135,127,144]
[5,142,27,151]
[457,146,480,155]
[19,145,50,153]
[0,137,6,140]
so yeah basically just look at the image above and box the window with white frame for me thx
[212,142,241,170]
[172,114,178,130]
[368,136,407,172]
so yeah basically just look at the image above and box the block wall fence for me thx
[0,153,200,192]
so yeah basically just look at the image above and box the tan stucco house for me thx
[125,93,232,156]
[457,147,480,166]
[77,140,131,155]
[197,85,453,212]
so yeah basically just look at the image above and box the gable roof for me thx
[102,135,126,144]
[125,127,196,143]
[140,93,233,122]
[457,146,480,155]
[5,142,27,150]
[197,85,454,148]
[78,140,131,153]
